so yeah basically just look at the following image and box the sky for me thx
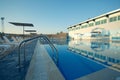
[0,0,120,34]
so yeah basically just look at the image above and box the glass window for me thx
[104,19,107,23]
[101,19,107,24]
[83,25,88,28]
[75,27,77,30]
[95,21,100,25]
[73,28,75,30]
[85,25,88,28]
[109,18,113,22]
[109,16,117,22]
[81,25,83,28]
[113,17,117,21]
[118,15,120,20]
[101,20,104,24]
[69,28,72,31]
[81,25,85,28]
[89,23,94,27]
[76,27,79,30]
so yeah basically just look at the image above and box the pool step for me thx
[25,40,65,80]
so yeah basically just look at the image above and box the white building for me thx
[67,9,120,41]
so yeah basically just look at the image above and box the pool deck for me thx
[25,40,65,80]
[76,67,120,80]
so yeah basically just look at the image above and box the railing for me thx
[42,35,58,63]
[17,34,58,70]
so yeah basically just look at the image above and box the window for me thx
[109,16,117,22]
[101,19,107,24]
[84,25,88,28]
[76,27,79,30]
[103,19,107,23]
[81,25,88,28]
[69,28,72,31]
[118,15,120,20]
[113,17,117,21]
[78,26,81,30]
[72,28,75,30]
[76,27,78,30]
[95,21,100,25]
[101,20,104,24]
[89,23,94,27]
[81,25,84,28]
[75,25,81,30]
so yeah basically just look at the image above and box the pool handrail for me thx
[18,34,58,70]
[42,35,58,64]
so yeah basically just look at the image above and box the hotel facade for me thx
[67,9,120,41]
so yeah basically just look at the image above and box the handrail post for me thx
[42,35,59,64]
[24,42,26,62]
[18,41,25,71]
[18,44,21,71]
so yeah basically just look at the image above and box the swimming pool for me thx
[45,40,109,80]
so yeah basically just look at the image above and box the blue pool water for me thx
[45,44,105,80]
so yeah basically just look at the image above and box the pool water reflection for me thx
[68,40,120,70]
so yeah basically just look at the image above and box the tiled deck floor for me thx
[76,67,120,80]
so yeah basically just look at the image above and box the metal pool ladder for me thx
[17,34,58,70]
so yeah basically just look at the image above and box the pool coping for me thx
[25,40,65,80]
[76,68,120,80]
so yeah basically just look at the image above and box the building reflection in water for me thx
[91,40,110,52]
[68,40,120,70]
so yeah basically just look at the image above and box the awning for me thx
[9,22,34,27]
[24,30,36,32]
